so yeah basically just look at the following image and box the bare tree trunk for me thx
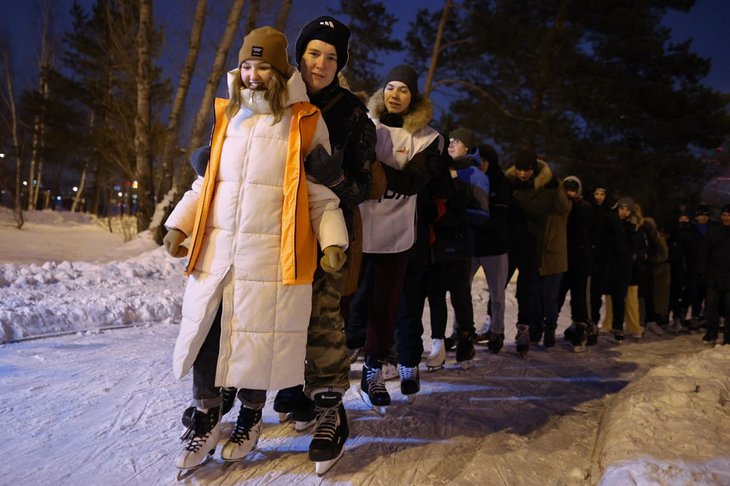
[184,0,245,176]
[245,0,260,34]
[151,0,208,244]
[274,0,292,31]
[156,0,207,202]
[1,48,24,228]
[134,0,154,232]
[71,162,87,213]
[424,0,452,97]
[25,3,53,209]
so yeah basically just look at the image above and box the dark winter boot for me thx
[444,332,457,351]
[486,332,505,354]
[291,391,317,431]
[309,390,349,475]
[543,323,556,348]
[515,324,530,356]
[586,322,599,346]
[529,322,543,344]
[571,322,588,353]
[456,331,476,369]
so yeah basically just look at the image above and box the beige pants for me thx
[601,285,642,336]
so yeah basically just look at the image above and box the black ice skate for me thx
[358,362,390,415]
[398,364,420,403]
[309,390,349,476]
[175,406,221,480]
[273,384,304,423]
[456,331,475,369]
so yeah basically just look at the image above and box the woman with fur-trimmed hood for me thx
[350,64,445,410]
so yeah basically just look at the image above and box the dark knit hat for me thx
[295,16,350,73]
[384,64,419,96]
[449,128,477,149]
[695,203,711,216]
[479,144,499,166]
[616,197,635,209]
[238,26,289,75]
[514,149,538,171]
[721,204,730,214]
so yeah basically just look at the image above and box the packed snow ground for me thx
[1,209,729,485]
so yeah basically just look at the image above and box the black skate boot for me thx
[586,322,599,346]
[175,406,221,476]
[543,323,557,348]
[613,329,624,344]
[398,364,420,402]
[444,332,457,351]
[273,384,304,423]
[571,322,588,353]
[529,322,543,345]
[309,389,349,476]
[221,387,237,417]
[291,391,317,431]
[486,332,504,354]
[515,324,530,357]
[456,331,476,369]
[358,361,390,415]
[220,405,262,461]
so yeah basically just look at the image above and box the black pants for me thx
[428,258,474,339]
[558,267,590,323]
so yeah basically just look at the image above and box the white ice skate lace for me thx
[399,365,417,382]
[312,406,339,441]
[366,366,386,394]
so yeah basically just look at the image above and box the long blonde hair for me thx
[226,66,289,124]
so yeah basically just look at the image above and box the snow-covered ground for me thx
[1,208,729,485]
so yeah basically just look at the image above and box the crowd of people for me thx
[159,15,730,478]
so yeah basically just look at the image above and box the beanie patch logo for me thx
[251,46,264,57]
[319,20,335,28]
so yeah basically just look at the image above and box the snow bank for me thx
[593,347,730,484]
[0,246,186,343]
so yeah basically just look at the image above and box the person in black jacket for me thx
[588,186,614,333]
[700,204,730,345]
[557,176,594,351]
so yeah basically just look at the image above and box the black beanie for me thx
[384,64,419,96]
[295,16,350,73]
[479,144,499,166]
[514,149,538,171]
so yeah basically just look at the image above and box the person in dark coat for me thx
[588,186,614,334]
[700,204,730,345]
[505,150,570,354]
[667,209,695,333]
[557,175,594,351]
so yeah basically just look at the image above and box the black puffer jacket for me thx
[309,81,375,235]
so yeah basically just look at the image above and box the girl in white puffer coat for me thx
[162,27,348,473]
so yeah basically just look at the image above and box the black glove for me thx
[191,145,211,177]
[304,144,345,187]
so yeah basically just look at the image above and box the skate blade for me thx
[315,448,345,476]
[295,419,316,431]
[356,388,388,416]
[459,359,475,370]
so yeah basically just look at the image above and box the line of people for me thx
[159,15,730,479]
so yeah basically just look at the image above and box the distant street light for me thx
[22,180,28,186]
[0,153,5,158]
[72,186,78,192]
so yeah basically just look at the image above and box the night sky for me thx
[2,0,728,108]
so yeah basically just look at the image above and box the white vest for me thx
[360,121,440,253]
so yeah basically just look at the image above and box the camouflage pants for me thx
[304,262,351,396]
